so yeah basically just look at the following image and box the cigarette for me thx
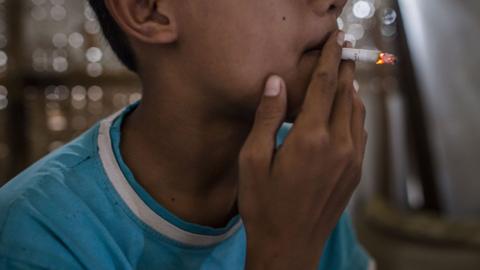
[341,48,398,65]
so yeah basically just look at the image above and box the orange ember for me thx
[376,52,398,65]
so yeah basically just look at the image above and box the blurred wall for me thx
[399,0,480,219]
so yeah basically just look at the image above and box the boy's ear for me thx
[105,0,178,44]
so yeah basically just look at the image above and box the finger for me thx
[315,167,360,235]
[319,129,367,227]
[320,94,367,230]
[296,30,345,131]
[330,60,355,142]
[351,94,367,162]
[239,75,287,180]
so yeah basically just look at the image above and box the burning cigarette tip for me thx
[377,52,398,65]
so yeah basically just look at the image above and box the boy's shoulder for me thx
[0,122,115,268]
[0,121,101,206]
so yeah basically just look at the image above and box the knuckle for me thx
[334,133,350,146]
[295,130,331,152]
[315,129,331,145]
[337,144,355,162]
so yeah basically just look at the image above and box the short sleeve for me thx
[318,212,375,270]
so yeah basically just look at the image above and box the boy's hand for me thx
[238,31,367,270]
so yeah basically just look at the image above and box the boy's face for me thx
[174,0,346,122]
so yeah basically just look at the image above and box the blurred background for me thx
[0,0,479,269]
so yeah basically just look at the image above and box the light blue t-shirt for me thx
[0,101,374,269]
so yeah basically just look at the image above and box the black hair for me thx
[88,0,137,72]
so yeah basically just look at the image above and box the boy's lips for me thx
[304,48,323,55]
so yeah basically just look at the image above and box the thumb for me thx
[240,75,287,176]
[254,75,287,136]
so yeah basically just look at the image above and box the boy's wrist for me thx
[245,238,323,270]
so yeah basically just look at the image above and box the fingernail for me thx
[353,80,360,93]
[264,76,281,97]
[337,31,345,46]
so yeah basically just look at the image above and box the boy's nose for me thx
[311,0,348,17]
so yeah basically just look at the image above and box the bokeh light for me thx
[352,0,375,19]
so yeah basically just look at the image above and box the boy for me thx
[0,0,375,269]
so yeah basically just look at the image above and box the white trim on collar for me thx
[97,108,243,246]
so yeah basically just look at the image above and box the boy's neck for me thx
[119,79,254,228]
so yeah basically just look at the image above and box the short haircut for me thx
[88,0,137,72]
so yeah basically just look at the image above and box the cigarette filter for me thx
[342,48,397,65]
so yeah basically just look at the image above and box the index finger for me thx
[296,30,345,131]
